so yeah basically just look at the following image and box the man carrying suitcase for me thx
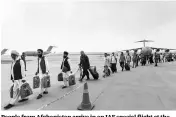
[79,51,90,81]
[35,49,49,99]
[61,51,72,89]
[4,50,28,110]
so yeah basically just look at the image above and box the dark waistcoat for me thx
[11,59,22,80]
[37,56,46,74]
[61,57,71,71]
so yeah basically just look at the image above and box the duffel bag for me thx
[20,82,33,99]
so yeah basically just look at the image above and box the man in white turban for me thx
[4,50,27,110]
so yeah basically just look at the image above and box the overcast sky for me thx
[1,0,176,53]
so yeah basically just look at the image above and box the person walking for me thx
[132,50,138,68]
[61,51,72,89]
[4,50,28,110]
[119,52,126,71]
[110,52,117,73]
[154,49,160,67]
[21,52,27,71]
[126,51,131,67]
[35,49,49,99]
[79,51,90,81]
[103,53,111,77]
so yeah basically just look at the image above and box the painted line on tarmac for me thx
[37,83,84,110]
[92,90,104,105]
[157,95,167,109]
[91,74,117,107]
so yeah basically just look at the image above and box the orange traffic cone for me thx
[77,82,95,110]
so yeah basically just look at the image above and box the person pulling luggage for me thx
[60,51,72,89]
[4,50,28,110]
[35,49,49,99]
[79,51,90,81]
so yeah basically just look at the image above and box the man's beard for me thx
[12,57,16,60]
[38,54,42,58]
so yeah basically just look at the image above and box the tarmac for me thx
[1,55,176,110]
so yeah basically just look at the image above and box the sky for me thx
[1,0,176,53]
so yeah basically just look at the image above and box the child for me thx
[103,65,111,78]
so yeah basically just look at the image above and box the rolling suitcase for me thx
[89,66,99,80]
[41,75,51,88]
[58,72,63,81]
[125,63,130,71]
[33,76,40,89]
[20,82,33,99]
[68,74,76,86]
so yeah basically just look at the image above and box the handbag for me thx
[41,74,51,88]
[58,72,63,81]
[33,75,40,89]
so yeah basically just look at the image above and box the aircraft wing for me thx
[151,47,176,50]
[120,47,142,52]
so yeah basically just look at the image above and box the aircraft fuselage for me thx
[24,51,50,56]
[140,47,152,56]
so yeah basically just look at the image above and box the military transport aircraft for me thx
[120,39,176,56]
[23,46,56,56]
[1,46,57,64]
[1,48,8,55]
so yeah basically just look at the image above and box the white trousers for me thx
[39,74,47,95]
[62,71,70,86]
[9,80,21,105]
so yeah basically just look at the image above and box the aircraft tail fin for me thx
[46,46,56,52]
[135,39,154,47]
[1,49,8,55]
[135,39,154,43]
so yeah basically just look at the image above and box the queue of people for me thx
[4,49,94,110]
[4,49,176,110]
[102,49,176,78]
